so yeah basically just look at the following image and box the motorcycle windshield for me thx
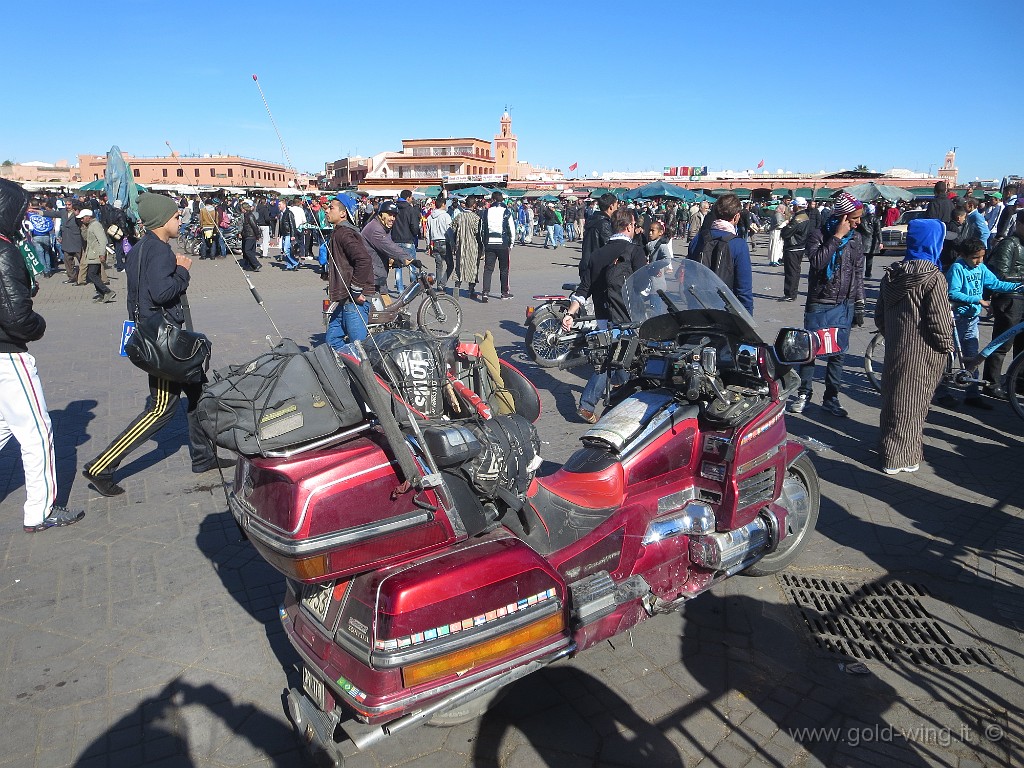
[624,259,761,344]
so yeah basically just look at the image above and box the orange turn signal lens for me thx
[401,612,565,688]
[525,307,535,320]
[293,554,329,580]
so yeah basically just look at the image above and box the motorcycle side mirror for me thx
[772,328,816,365]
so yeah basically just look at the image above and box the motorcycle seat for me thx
[534,461,624,511]
[515,462,625,554]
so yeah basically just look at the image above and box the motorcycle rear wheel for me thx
[525,306,573,368]
[1006,352,1024,422]
[744,454,820,576]
[416,293,462,338]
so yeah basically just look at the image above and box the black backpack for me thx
[692,233,735,288]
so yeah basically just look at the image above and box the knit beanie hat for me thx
[138,193,178,230]
[831,192,864,216]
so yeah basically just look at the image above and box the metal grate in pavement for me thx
[780,575,995,667]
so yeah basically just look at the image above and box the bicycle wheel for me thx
[417,293,462,338]
[864,332,885,393]
[1006,352,1024,422]
[525,306,573,368]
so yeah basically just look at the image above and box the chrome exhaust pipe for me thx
[689,511,778,575]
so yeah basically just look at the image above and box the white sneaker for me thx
[789,393,810,414]
[882,464,920,475]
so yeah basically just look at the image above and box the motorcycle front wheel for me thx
[1005,352,1024,422]
[863,331,885,393]
[525,306,573,368]
[417,293,462,338]
[744,454,820,576]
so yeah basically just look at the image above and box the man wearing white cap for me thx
[78,209,116,303]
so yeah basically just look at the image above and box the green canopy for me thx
[502,189,528,198]
[908,187,934,196]
[449,185,494,197]
[814,187,836,199]
[621,181,696,201]
[587,187,610,198]
[793,188,814,199]
[732,187,752,199]
[415,185,442,198]
[537,194,560,202]
[771,187,793,196]
[80,178,148,193]
[711,188,730,196]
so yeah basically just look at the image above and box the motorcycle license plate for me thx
[300,581,335,625]
[302,666,329,712]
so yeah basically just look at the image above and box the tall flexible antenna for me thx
[252,74,295,174]
[165,139,283,340]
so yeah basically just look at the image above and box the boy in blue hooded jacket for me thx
[945,237,1024,407]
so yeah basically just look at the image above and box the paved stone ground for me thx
[1,234,1021,768]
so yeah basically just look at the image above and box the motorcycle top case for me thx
[232,430,464,583]
[198,340,366,456]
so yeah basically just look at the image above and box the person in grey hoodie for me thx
[426,196,453,292]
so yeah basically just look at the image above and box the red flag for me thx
[568,162,578,171]
[756,159,765,169]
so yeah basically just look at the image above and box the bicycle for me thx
[864,315,1024,421]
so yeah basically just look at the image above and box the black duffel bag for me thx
[197,340,365,456]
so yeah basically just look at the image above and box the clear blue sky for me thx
[4,2,1021,182]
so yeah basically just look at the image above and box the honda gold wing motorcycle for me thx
[229,258,821,766]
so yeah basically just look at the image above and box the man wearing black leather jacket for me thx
[0,179,85,532]
[580,193,617,280]
[780,198,812,301]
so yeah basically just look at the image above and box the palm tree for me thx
[853,164,870,173]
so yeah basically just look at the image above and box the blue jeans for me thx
[580,368,629,413]
[565,222,577,241]
[955,314,980,397]
[798,301,854,402]
[281,235,298,269]
[554,224,565,246]
[326,300,370,350]
[394,242,417,291]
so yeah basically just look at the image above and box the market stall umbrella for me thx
[842,182,914,202]
[80,177,148,194]
[537,194,560,202]
[588,187,611,198]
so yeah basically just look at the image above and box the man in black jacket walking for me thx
[390,190,420,291]
[82,193,231,497]
[0,179,85,531]
[239,200,261,271]
[925,181,954,225]
[780,197,812,301]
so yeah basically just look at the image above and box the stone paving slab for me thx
[1,237,1021,767]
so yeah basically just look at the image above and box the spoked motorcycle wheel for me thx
[416,293,462,338]
[744,454,820,576]
[1005,352,1024,422]
[525,306,572,368]
[864,332,885,393]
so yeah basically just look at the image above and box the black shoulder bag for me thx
[124,241,212,384]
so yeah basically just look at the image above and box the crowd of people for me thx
[3,173,1023,536]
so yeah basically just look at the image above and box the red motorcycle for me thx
[229,259,821,766]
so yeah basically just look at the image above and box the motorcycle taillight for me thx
[322,299,331,313]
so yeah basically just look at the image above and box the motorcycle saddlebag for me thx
[198,340,365,456]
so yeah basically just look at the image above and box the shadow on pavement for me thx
[473,666,683,767]
[73,678,299,767]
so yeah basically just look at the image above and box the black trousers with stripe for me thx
[86,374,214,479]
